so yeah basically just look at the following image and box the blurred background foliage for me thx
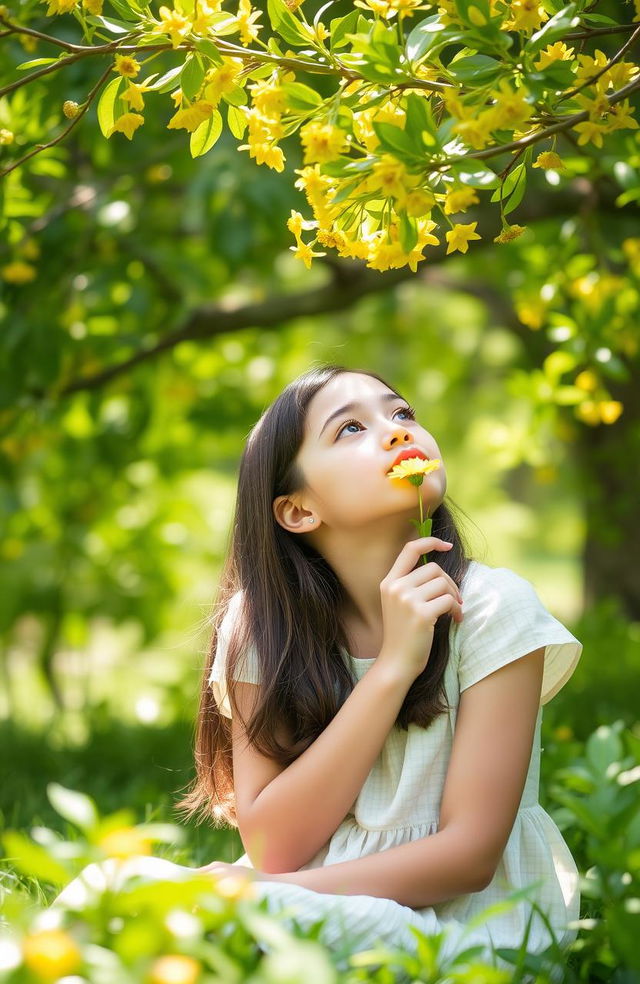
[1,0,639,937]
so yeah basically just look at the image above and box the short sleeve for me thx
[208,591,261,719]
[455,563,583,706]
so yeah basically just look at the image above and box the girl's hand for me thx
[195,860,258,881]
[378,536,463,682]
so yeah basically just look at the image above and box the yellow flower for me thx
[0,127,15,144]
[22,930,82,980]
[167,100,214,132]
[503,0,548,34]
[108,112,144,139]
[532,150,564,169]
[98,826,153,859]
[405,189,435,217]
[598,401,623,424]
[573,119,607,147]
[355,0,427,19]
[235,0,262,44]
[534,41,574,70]
[443,185,479,214]
[148,954,201,984]
[203,58,245,105]
[490,79,533,129]
[299,120,348,164]
[83,0,103,12]
[575,49,608,85]
[152,5,191,47]
[45,0,78,14]
[122,82,149,111]
[113,54,140,78]
[605,99,638,133]
[1,260,37,283]
[63,99,81,118]
[290,241,326,268]
[250,79,286,117]
[192,0,224,33]
[575,370,598,391]
[387,456,441,481]
[287,209,304,240]
[493,223,526,243]
[452,110,496,149]
[445,221,481,254]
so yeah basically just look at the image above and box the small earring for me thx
[308,518,315,523]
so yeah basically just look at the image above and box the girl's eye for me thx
[336,405,416,439]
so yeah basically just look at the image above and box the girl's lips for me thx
[387,448,429,473]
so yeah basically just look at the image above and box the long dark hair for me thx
[178,364,473,827]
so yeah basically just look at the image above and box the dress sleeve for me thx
[208,591,261,719]
[455,565,583,706]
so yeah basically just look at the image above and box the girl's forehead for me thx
[306,375,398,430]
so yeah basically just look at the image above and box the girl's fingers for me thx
[383,537,453,584]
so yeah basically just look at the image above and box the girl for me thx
[54,364,583,974]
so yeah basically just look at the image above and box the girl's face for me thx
[292,372,447,531]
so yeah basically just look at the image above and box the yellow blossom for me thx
[290,241,326,268]
[516,297,546,330]
[45,0,77,14]
[22,930,82,980]
[235,0,262,44]
[152,5,191,47]
[98,826,153,859]
[113,54,140,78]
[405,189,435,217]
[598,401,623,424]
[452,110,496,149]
[493,224,526,243]
[534,41,574,70]
[167,100,214,132]
[192,0,224,33]
[355,0,427,18]
[203,58,245,105]
[387,456,441,481]
[0,127,14,144]
[299,120,348,164]
[1,261,37,283]
[575,50,609,85]
[148,955,201,984]
[445,221,481,254]
[605,99,638,133]
[63,99,81,118]
[108,112,144,140]
[503,0,548,34]
[573,119,607,147]
[287,209,304,241]
[575,370,598,391]
[490,79,533,129]
[83,0,103,12]
[602,62,640,90]
[443,186,479,214]
[532,150,564,170]
[250,79,286,117]
[122,82,150,111]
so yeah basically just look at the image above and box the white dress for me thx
[53,560,583,974]
[208,560,583,969]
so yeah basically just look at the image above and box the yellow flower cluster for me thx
[576,400,623,426]
[238,70,290,171]
[502,0,548,34]
[354,0,429,20]
[44,0,103,14]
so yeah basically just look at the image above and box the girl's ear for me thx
[273,494,318,534]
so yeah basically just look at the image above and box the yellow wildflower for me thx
[235,0,262,44]
[503,0,548,34]
[387,456,441,481]
[113,54,140,78]
[290,241,326,268]
[287,209,304,240]
[0,128,14,144]
[152,5,191,47]
[204,58,244,105]
[445,221,481,254]
[250,78,286,117]
[355,0,427,18]
[493,224,526,243]
[83,0,103,12]
[602,62,639,90]
[22,930,81,980]
[598,401,623,424]
[299,120,348,164]
[45,0,77,14]
[405,189,436,217]
[532,150,564,169]
[575,370,598,391]
[452,110,496,149]
[148,955,201,984]
[534,41,574,70]
[443,185,479,214]
[108,112,144,139]
[575,400,601,426]
[1,261,37,283]
[98,826,153,859]
[167,100,214,132]
[121,82,150,111]
[490,79,533,129]
[605,99,638,133]
[192,0,224,33]
[572,119,607,147]
[63,100,81,118]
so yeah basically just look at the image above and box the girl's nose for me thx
[384,426,412,448]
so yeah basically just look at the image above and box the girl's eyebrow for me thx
[318,392,403,438]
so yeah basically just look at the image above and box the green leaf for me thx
[181,55,205,102]
[372,121,422,160]
[222,84,248,107]
[194,38,224,66]
[97,76,125,138]
[190,109,223,157]
[587,724,624,776]
[398,211,419,253]
[526,3,580,55]
[86,14,137,33]
[490,162,525,203]
[47,783,99,831]
[281,81,323,112]
[148,65,183,93]
[330,9,359,50]
[448,53,501,85]
[404,92,439,149]
[267,0,310,46]
[3,831,70,886]
[405,13,447,63]
[16,58,59,71]
[227,104,247,139]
